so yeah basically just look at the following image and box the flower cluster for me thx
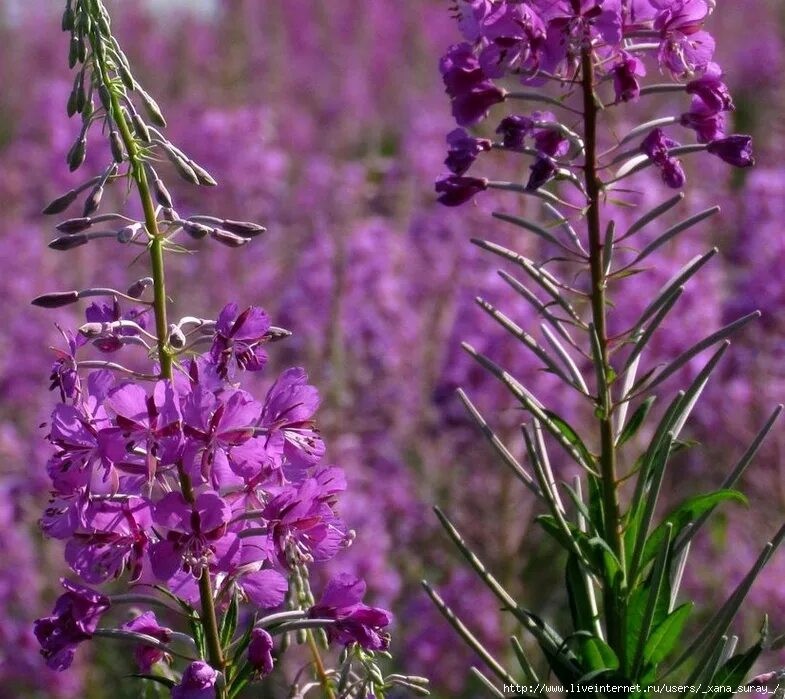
[436,0,754,202]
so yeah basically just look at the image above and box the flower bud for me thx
[264,326,292,342]
[61,4,75,31]
[117,63,134,92]
[50,234,89,251]
[78,322,105,338]
[220,220,267,238]
[152,178,173,209]
[139,89,166,128]
[56,217,92,234]
[189,161,218,187]
[68,35,80,68]
[210,228,248,248]
[67,89,79,118]
[132,114,150,143]
[707,135,754,168]
[182,221,211,239]
[43,190,78,215]
[109,131,125,164]
[98,85,112,111]
[161,144,200,185]
[127,277,153,298]
[67,137,87,172]
[83,187,103,217]
[32,291,80,308]
[117,222,142,244]
[168,324,187,350]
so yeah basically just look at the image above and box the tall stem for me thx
[581,47,625,649]
[93,32,226,695]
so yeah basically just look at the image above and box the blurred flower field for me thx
[2,1,785,696]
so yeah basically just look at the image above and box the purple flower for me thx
[210,303,271,379]
[680,95,725,143]
[686,62,734,112]
[172,661,218,699]
[641,128,687,189]
[611,51,646,102]
[149,490,239,581]
[444,128,491,175]
[526,156,557,191]
[259,368,324,469]
[247,628,274,675]
[439,43,505,125]
[707,135,755,168]
[476,3,546,78]
[532,112,568,158]
[64,496,151,583]
[435,174,488,207]
[121,611,172,672]
[309,573,392,651]
[84,300,148,353]
[495,115,534,149]
[34,579,110,671]
[654,0,715,76]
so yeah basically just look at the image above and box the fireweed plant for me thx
[30,2,429,699]
[430,0,785,695]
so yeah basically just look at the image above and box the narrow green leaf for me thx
[125,673,176,689]
[220,590,239,649]
[622,288,684,374]
[622,193,684,240]
[709,641,764,699]
[581,636,620,673]
[617,397,656,447]
[643,603,693,667]
[631,207,720,266]
[492,211,571,252]
[470,667,510,699]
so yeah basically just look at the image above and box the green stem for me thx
[580,47,625,652]
[89,15,225,694]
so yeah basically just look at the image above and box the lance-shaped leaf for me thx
[665,523,785,678]
[602,221,615,276]
[616,396,656,448]
[456,388,542,498]
[475,296,580,392]
[634,249,716,330]
[707,626,767,699]
[622,288,685,374]
[611,145,706,183]
[618,116,680,147]
[510,637,543,690]
[422,581,518,687]
[631,313,759,397]
[540,324,590,394]
[472,238,583,324]
[470,667,514,699]
[541,201,587,254]
[432,507,581,680]
[643,603,693,668]
[628,207,720,267]
[499,269,579,348]
[492,211,579,255]
[674,405,783,556]
[463,343,597,474]
[620,193,684,242]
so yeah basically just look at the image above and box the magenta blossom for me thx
[496,115,534,149]
[309,574,392,651]
[210,303,271,379]
[121,611,173,672]
[680,95,725,143]
[707,135,755,168]
[172,661,218,699]
[526,156,558,191]
[34,579,110,670]
[435,174,489,207]
[654,0,714,76]
[686,62,734,112]
[444,128,492,175]
[641,128,686,189]
[84,299,148,353]
[439,42,505,126]
[612,51,646,102]
[248,628,275,676]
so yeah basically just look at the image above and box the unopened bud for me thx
[127,277,153,298]
[67,137,86,172]
[68,35,80,68]
[32,290,80,308]
[43,190,78,215]
[82,187,103,217]
[210,228,248,248]
[139,90,167,128]
[109,131,124,164]
[117,222,142,244]
[56,217,92,234]
[61,5,75,31]
[189,161,217,187]
[50,234,89,251]
[118,63,134,92]
[162,144,199,185]
[182,221,211,239]
[168,324,187,350]
[98,85,112,111]
[265,326,292,342]
[152,178,173,209]
[221,219,267,238]
[132,114,150,143]
[67,89,79,118]
[78,322,104,338]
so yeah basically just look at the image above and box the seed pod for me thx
[127,277,153,298]
[221,219,267,237]
[132,114,150,143]
[50,234,89,251]
[67,137,87,172]
[98,85,112,111]
[168,324,187,350]
[109,131,124,163]
[56,217,92,234]
[152,178,173,209]
[82,187,103,217]
[67,89,78,117]
[32,290,80,308]
[210,228,248,248]
[188,161,217,187]
[42,189,78,215]
[181,221,211,239]
[68,35,80,68]
[139,90,166,128]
